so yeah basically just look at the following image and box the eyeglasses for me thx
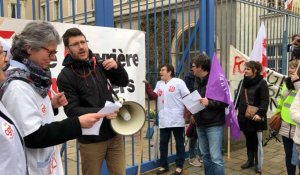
[0,50,7,58]
[2,51,7,57]
[41,47,58,57]
[68,40,89,48]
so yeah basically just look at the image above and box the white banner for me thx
[0,17,146,120]
[229,45,286,116]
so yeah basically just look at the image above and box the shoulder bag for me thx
[244,89,259,119]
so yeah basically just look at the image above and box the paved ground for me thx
[62,132,290,175]
[142,137,290,175]
[61,126,290,175]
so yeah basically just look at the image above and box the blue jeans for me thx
[159,127,185,169]
[292,143,300,166]
[189,137,201,158]
[282,136,296,175]
[197,126,224,175]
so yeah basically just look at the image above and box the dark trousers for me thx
[159,127,185,169]
[282,136,296,175]
[243,131,258,153]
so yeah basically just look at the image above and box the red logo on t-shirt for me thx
[157,89,163,96]
[169,86,175,92]
[49,153,57,174]
[2,121,14,140]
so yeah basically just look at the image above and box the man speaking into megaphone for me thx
[57,28,129,175]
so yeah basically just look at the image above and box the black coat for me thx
[235,75,269,132]
[57,51,129,143]
[194,75,227,128]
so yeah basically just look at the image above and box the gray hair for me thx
[11,21,61,61]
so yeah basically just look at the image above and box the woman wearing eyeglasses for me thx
[0,36,13,71]
[0,42,27,175]
[0,21,113,175]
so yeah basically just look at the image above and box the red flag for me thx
[249,22,267,77]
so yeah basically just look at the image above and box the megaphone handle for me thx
[137,127,145,175]
[97,65,119,101]
[107,80,119,101]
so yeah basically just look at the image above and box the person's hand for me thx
[102,58,118,70]
[78,113,104,128]
[106,111,118,120]
[191,116,195,124]
[200,97,209,106]
[143,80,149,84]
[252,114,262,122]
[291,72,299,82]
[51,92,68,108]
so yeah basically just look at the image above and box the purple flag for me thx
[205,53,240,140]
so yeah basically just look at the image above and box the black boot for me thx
[254,152,262,174]
[241,151,254,169]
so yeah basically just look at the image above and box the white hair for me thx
[0,37,12,60]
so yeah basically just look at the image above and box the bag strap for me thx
[244,89,249,104]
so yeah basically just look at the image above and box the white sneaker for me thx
[196,155,203,163]
[189,158,195,165]
[189,158,202,167]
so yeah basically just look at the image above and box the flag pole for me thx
[228,79,243,160]
[227,127,230,159]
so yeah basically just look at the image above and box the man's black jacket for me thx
[57,51,129,143]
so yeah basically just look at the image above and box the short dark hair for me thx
[292,34,300,40]
[292,47,300,59]
[62,28,86,47]
[160,64,175,77]
[191,54,210,72]
[244,61,262,75]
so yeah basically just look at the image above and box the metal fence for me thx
[216,0,300,76]
[1,0,300,174]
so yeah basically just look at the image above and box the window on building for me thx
[267,0,284,9]
[267,45,275,56]
[267,44,282,57]
[69,0,77,16]
[0,5,2,16]
[40,4,46,20]
[54,0,60,20]
[11,3,16,18]
[267,43,283,72]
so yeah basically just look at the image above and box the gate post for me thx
[282,15,288,74]
[94,2,114,175]
[200,0,207,54]
[200,0,215,58]
[206,0,215,58]
[94,0,114,27]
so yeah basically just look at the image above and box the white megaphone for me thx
[111,101,146,136]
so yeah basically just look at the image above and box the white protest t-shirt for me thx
[154,78,190,128]
[2,80,63,175]
[0,102,26,175]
